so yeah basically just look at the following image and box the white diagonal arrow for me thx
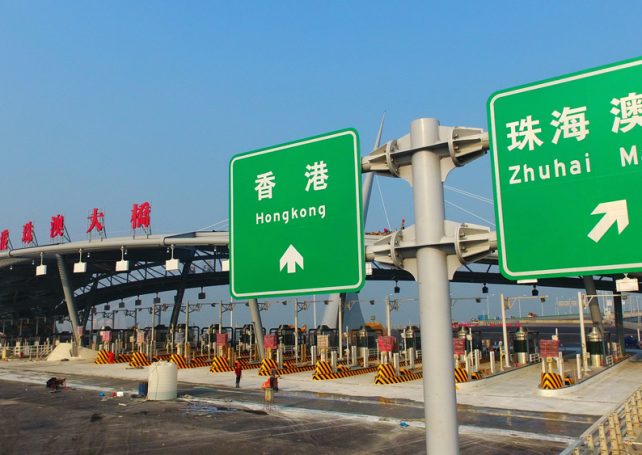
[588,199,629,243]
[279,244,304,274]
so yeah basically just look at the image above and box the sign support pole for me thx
[500,294,510,368]
[248,298,265,360]
[577,292,588,372]
[410,118,459,454]
[294,301,299,363]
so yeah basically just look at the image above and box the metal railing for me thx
[1,343,55,360]
[562,385,642,454]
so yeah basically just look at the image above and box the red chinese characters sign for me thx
[87,208,105,234]
[264,334,277,349]
[50,214,65,239]
[0,230,9,251]
[539,339,560,358]
[216,333,228,346]
[22,221,35,245]
[377,336,396,353]
[131,202,151,231]
[453,338,466,356]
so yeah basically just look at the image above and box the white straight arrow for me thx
[279,244,304,274]
[588,199,629,243]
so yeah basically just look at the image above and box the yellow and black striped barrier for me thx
[210,356,234,373]
[375,370,423,384]
[454,368,469,383]
[152,354,172,362]
[258,358,281,376]
[170,354,189,369]
[564,374,575,386]
[129,352,151,367]
[376,364,397,378]
[540,372,564,389]
[312,361,378,380]
[258,358,318,376]
[116,353,132,364]
[190,356,213,368]
[470,371,483,380]
[95,350,112,364]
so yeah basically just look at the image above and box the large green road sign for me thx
[230,129,364,298]
[488,57,642,279]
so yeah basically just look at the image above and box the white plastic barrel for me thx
[147,361,178,400]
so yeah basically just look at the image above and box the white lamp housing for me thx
[221,259,229,272]
[115,260,129,272]
[35,264,47,276]
[165,258,180,271]
[616,277,639,292]
[74,262,87,273]
[365,262,373,276]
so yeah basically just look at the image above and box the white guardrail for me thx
[561,385,642,454]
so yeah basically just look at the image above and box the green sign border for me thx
[229,128,365,298]
[488,56,642,279]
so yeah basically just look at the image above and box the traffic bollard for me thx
[489,351,495,374]
[393,353,400,377]
[311,346,317,366]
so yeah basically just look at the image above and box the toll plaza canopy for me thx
[0,231,623,320]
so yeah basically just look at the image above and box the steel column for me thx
[56,254,82,347]
[248,298,265,360]
[583,276,604,335]
[411,118,459,454]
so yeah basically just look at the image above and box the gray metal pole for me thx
[248,298,265,360]
[56,254,82,347]
[577,292,588,372]
[410,118,459,454]
[613,291,625,353]
[385,295,392,337]
[338,299,343,360]
[294,301,299,363]
[150,303,156,358]
[583,276,604,335]
[500,294,510,368]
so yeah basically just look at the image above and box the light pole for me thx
[578,292,590,372]
[385,295,399,336]
[500,294,511,368]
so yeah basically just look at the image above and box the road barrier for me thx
[312,361,378,380]
[454,368,469,383]
[129,352,151,367]
[540,372,564,390]
[562,386,642,454]
[374,363,423,384]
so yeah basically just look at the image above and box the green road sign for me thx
[488,56,642,279]
[229,128,364,298]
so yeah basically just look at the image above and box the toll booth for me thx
[511,327,538,363]
[401,325,421,351]
[587,327,604,367]
[308,325,338,349]
[235,324,265,355]
[354,325,380,350]
[271,325,295,351]
[201,325,234,349]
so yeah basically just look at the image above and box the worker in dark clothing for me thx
[234,361,242,388]
[269,369,279,392]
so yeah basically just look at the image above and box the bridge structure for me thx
[0,116,636,372]
[0,227,629,343]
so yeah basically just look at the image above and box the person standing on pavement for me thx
[234,361,242,388]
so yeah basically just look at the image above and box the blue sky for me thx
[1,2,641,330]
